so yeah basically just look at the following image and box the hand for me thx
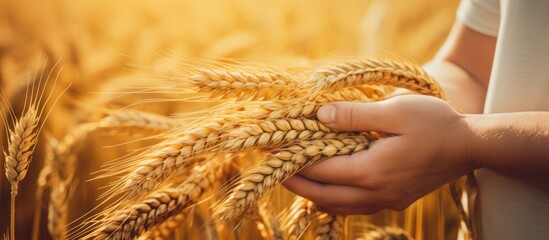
[283,95,477,215]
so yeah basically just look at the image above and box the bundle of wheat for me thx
[67,58,446,240]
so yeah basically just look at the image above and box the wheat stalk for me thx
[3,105,40,240]
[307,59,444,98]
[215,135,373,221]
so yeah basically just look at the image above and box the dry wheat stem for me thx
[190,68,301,100]
[95,160,230,240]
[308,59,444,98]
[282,196,316,240]
[216,135,373,221]
[313,212,345,240]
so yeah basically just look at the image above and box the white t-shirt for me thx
[457,0,549,239]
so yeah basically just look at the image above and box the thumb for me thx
[317,101,398,132]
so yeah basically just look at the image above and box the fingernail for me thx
[318,105,336,124]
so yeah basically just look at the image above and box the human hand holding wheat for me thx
[283,95,476,215]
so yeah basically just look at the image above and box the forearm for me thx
[424,60,487,114]
[464,112,549,189]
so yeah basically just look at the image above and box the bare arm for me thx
[466,112,549,189]
[424,22,496,113]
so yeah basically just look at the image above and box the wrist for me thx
[460,114,488,170]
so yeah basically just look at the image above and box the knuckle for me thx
[338,103,360,130]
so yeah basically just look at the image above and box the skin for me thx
[282,23,549,215]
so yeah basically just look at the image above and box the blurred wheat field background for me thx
[0,0,464,239]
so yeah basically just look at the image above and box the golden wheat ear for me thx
[2,56,67,240]
[215,135,373,222]
[88,160,231,240]
[357,225,414,240]
[280,196,316,240]
[190,68,303,101]
[307,59,444,98]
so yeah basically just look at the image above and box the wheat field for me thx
[0,0,471,239]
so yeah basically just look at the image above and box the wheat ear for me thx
[44,109,181,240]
[191,69,301,100]
[137,213,184,240]
[3,105,39,240]
[216,135,373,221]
[224,119,336,151]
[313,212,345,240]
[247,87,382,120]
[119,115,244,198]
[308,59,444,98]
[99,109,184,134]
[282,196,316,240]
[357,225,414,240]
[248,201,284,240]
[94,161,230,240]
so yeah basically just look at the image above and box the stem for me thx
[10,185,17,240]
[32,186,45,240]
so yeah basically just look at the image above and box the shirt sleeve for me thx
[457,0,500,36]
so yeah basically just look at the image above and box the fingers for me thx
[282,174,379,208]
[317,101,401,133]
[298,137,398,188]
